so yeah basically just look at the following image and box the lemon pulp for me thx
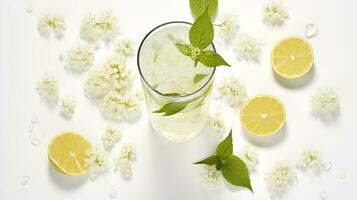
[240,95,286,136]
[48,131,92,176]
[271,36,314,79]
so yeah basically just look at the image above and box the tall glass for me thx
[137,22,216,142]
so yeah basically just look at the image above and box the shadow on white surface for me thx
[273,64,315,89]
[48,164,88,190]
[241,125,287,147]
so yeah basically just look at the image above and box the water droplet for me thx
[323,161,332,171]
[28,125,34,133]
[89,172,98,181]
[31,138,39,145]
[31,116,39,124]
[340,172,346,179]
[305,24,318,39]
[20,176,29,185]
[26,7,33,13]
[109,189,117,198]
[320,191,328,200]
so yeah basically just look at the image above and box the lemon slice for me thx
[240,95,286,136]
[271,36,314,79]
[48,131,92,176]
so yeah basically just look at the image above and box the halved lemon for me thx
[271,36,314,79]
[240,95,286,136]
[48,131,92,176]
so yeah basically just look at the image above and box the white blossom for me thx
[100,91,142,121]
[239,146,259,171]
[66,45,94,72]
[216,75,247,106]
[297,150,323,172]
[59,98,76,118]
[80,11,119,42]
[263,2,289,25]
[103,55,132,93]
[208,112,226,136]
[265,161,296,193]
[118,144,136,160]
[85,147,108,173]
[114,144,136,178]
[115,38,135,56]
[200,165,222,189]
[234,33,261,60]
[311,87,339,115]
[216,12,239,39]
[84,69,112,99]
[36,75,58,104]
[38,13,65,36]
[102,127,122,150]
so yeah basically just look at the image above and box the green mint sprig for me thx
[153,83,212,116]
[194,130,253,192]
[190,0,218,19]
[175,7,230,68]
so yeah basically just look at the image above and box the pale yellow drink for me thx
[137,22,215,142]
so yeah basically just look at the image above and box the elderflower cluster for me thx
[84,69,112,98]
[265,161,296,193]
[216,75,247,106]
[263,2,289,25]
[38,13,65,36]
[102,127,122,150]
[103,55,132,93]
[216,13,239,40]
[234,34,261,60]
[311,87,339,115]
[66,45,94,72]
[100,91,141,120]
[208,112,226,136]
[114,144,136,178]
[59,98,76,118]
[80,11,119,42]
[115,38,135,56]
[36,75,59,104]
[200,165,222,189]
[297,150,323,172]
[239,146,259,171]
[85,147,108,173]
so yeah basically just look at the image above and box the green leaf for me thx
[221,155,253,192]
[193,74,208,84]
[216,130,233,157]
[198,50,231,67]
[190,0,218,19]
[189,7,214,49]
[194,155,219,165]
[175,43,192,56]
[153,101,190,116]
[161,92,182,97]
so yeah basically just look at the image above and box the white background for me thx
[1,0,357,199]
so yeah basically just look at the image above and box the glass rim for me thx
[136,21,216,99]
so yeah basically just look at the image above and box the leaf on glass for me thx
[153,101,189,116]
[162,92,182,97]
[216,130,233,157]
[193,73,209,84]
[190,0,218,19]
[175,43,192,56]
[189,7,214,49]
[221,155,253,192]
[194,155,219,165]
[198,50,231,67]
